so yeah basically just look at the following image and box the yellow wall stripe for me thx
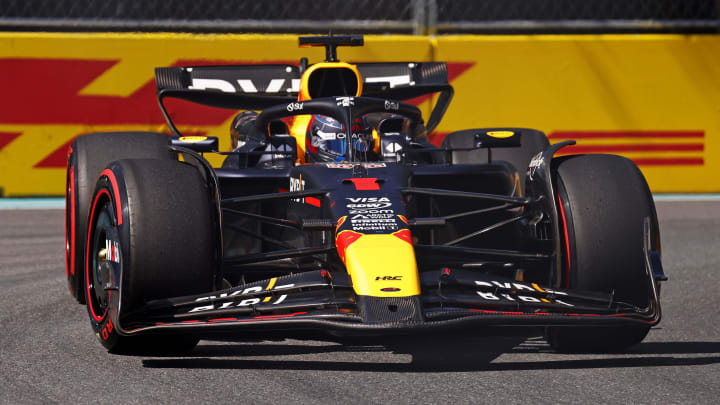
[1,33,718,194]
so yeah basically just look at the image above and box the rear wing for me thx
[155,62,453,135]
[358,63,454,132]
[155,64,301,95]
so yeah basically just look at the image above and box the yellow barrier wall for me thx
[0,33,718,195]
[433,35,720,193]
[0,33,432,196]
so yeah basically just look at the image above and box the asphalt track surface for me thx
[1,202,718,404]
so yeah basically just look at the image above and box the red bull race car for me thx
[65,35,666,354]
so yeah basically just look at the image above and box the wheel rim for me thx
[87,199,122,323]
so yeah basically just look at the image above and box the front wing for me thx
[113,262,660,338]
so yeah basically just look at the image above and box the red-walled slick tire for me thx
[546,154,658,352]
[85,158,216,354]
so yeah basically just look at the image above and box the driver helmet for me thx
[305,115,374,163]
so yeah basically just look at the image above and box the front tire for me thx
[546,154,657,352]
[85,158,216,353]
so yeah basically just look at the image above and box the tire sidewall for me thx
[65,149,84,302]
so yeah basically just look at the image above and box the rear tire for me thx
[66,132,173,304]
[546,154,656,352]
[85,158,216,354]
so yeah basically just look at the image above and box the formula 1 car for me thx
[65,35,665,354]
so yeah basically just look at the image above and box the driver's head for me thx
[305,115,374,163]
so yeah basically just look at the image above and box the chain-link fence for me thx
[0,0,425,33]
[0,0,718,34]
[431,0,720,34]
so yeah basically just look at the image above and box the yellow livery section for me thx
[289,115,313,163]
[486,131,514,138]
[289,61,364,162]
[299,61,363,101]
[342,233,421,297]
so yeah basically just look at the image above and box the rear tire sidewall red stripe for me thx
[65,163,73,280]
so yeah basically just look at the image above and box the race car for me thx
[65,34,665,354]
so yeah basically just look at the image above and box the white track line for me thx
[0,198,65,210]
[653,194,720,202]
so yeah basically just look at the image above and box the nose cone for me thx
[336,230,420,297]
